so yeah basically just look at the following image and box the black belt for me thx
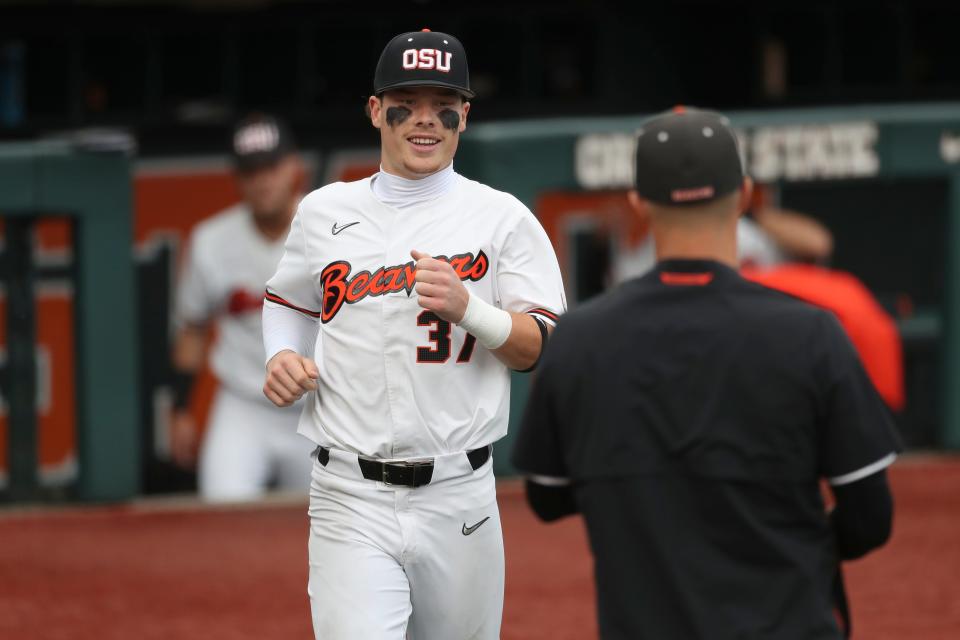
[314,445,491,488]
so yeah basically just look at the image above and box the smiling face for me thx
[368,86,470,179]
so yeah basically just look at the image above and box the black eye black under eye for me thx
[385,106,412,127]
[438,109,460,131]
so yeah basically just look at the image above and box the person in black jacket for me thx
[512,107,902,640]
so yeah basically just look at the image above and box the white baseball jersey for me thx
[265,173,566,459]
[176,204,288,401]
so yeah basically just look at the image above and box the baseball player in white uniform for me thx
[171,114,315,502]
[261,30,566,639]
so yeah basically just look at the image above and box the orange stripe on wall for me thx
[135,172,241,244]
[38,295,76,468]
[535,191,639,272]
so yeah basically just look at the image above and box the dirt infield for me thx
[1,457,957,639]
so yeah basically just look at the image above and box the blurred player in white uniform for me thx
[261,30,566,640]
[170,114,315,502]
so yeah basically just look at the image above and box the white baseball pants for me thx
[306,447,504,639]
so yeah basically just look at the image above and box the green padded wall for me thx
[0,141,139,501]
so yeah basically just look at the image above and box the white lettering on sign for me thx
[573,121,880,190]
[574,133,637,190]
[941,131,960,164]
[402,48,452,73]
[749,122,879,181]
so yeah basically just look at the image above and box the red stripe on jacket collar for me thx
[659,272,715,286]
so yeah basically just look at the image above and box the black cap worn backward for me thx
[634,107,744,206]
[231,114,297,171]
[374,29,474,99]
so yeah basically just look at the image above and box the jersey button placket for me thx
[395,486,417,564]
[382,222,419,458]
[380,211,402,458]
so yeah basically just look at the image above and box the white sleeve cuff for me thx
[828,452,898,486]
[263,300,319,364]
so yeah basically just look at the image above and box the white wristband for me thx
[457,292,513,350]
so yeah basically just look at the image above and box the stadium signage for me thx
[575,121,880,189]
[748,122,879,181]
[574,133,637,190]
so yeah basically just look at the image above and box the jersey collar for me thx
[371,162,456,210]
[653,259,739,287]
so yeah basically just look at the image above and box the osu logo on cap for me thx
[402,48,452,73]
[234,122,279,155]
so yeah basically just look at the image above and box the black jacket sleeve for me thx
[512,322,569,478]
[816,312,903,481]
[829,469,894,560]
[525,479,579,522]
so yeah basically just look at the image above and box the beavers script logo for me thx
[320,250,489,323]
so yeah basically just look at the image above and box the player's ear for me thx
[459,100,470,133]
[368,95,383,129]
[736,177,754,218]
[627,190,649,220]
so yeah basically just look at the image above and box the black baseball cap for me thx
[230,114,297,172]
[374,29,474,99]
[634,107,744,206]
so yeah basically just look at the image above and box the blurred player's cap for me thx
[634,106,744,206]
[374,29,475,99]
[231,114,297,172]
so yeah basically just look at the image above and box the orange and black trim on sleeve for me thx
[263,288,323,318]
[526,307,560,325]
[516,315,551,373]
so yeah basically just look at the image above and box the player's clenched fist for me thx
[411,249,470,323]
[264,349,319,407]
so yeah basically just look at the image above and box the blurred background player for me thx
[170,113,314,502]
[513,108,902,639]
